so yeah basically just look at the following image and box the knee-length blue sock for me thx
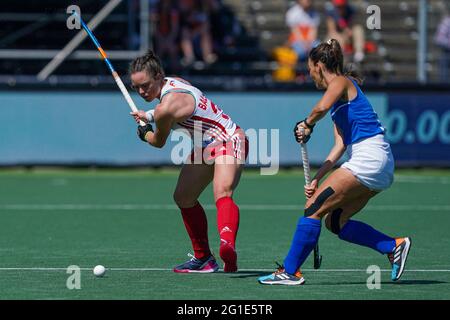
[338,220,396,254]
[283,217,321,275]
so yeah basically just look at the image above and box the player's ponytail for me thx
[309,39,363,85]
[344,64,363,85]
[129,49,165,79]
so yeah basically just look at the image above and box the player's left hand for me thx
[294,120,313,143]
[137,123,154,142]
[130,110,149,124]
[304,179,318,198]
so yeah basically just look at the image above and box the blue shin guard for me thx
[283,217,321,275]
[338,220,396,254]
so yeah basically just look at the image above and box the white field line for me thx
[0,267,449,273]
[394,176,450,184]
[0,204,449,211]
[240,175,450,183]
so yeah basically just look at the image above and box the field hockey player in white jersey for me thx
[129,50,248,273]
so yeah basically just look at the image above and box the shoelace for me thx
[187,253,199,262]
[388,253,394,265]
[274,261,303,278]
[274,261,284,274]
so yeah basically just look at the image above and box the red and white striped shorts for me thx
[189,129,249,164]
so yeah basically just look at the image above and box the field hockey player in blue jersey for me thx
[258,39,411,286]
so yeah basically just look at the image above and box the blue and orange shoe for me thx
[173,253,219,273]
[388,237,412,281]
[258,263,305,286]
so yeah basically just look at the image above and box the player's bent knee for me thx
[304,187,335,217]
[330,208,343,235]
[214,189,233,201]
[173,191,197,208]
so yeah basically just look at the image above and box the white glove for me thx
[145,109,155,123]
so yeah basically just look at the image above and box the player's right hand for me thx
[294,121,312,143]
[304,179,318,199]
[137,123,154,142]
[130,110,149,124]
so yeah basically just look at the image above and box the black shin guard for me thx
[330,208,343,234]
[304,187,335,217]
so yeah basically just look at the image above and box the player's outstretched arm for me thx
[143,106,173,148]
[130,109,155,123]
[294,77,347,143]
[137,92,194,148]
[306,76,347,125]
[313,124,346,182]
[131,110,150,124]
[304,125,345,198]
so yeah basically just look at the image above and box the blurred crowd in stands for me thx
[133,0,450,83]
[274,0,372,81]
[145,0,373,81]
[286,0,365,64]
[434,2,450,82]
[147,0,243,72]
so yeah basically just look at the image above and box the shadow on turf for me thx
[313,280,447,286]
[391,280,447,285]
[218,267,449,285]
[226,273,447,285]
[226,271,270,278]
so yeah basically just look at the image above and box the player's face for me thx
[307,59,325,89]
[131,71,161,102]
[299,0,311,9]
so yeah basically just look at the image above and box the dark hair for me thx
[129,50,165,79]
[308,39,363,84]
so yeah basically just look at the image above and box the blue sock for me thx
[283,217,321,275]
[338,220,396,254]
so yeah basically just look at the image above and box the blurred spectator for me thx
[326,0,365,63]
[434,12,450,83]
[272,45,298,82]
[285,0,321,61]
[154,0,180,73]
[128,0,143,50]
[179,0,217,66]
[206,0,243,50]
